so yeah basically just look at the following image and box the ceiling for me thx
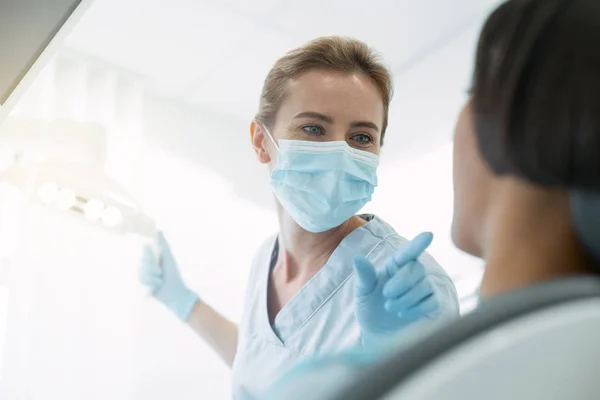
[63,0,501,157]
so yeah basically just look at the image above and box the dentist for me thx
[139,36,459,399]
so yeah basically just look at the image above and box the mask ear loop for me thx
[260,122,279,151]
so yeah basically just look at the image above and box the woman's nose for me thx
[326,128,349,142]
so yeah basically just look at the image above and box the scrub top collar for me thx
[259,215,385,345]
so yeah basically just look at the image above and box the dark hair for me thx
[471,0,600,189]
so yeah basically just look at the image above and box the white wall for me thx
[127,94,279,398]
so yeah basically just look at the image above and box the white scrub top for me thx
[263,317,452,399]
[231,215,458,399]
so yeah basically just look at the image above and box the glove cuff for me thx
[171,289,199,322]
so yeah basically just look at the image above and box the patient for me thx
[265,0,600,397]
[452,0,600,295]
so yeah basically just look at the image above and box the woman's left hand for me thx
[353,232,451,344]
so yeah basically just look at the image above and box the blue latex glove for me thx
[138,232,199,321]
[353,232,441,345]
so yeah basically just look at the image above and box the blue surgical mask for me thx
[263,126,379,233]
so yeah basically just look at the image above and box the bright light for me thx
[56,188,76,210]
[84,199,104,221]
[37,182,58,204]
[102,206,122,228]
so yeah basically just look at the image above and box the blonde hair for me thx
[255,36,394,143]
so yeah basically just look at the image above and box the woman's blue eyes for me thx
[300,125,374,145]
[353,134,372,144]
[302,125,323,135]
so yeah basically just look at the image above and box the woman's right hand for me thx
[138,232,199,321]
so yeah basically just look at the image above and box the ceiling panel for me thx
[183,26,307,121]
[64,0,256,97]
[271,0,497,70]
[209,0,283,19]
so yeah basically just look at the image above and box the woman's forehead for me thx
[277,70,385,124]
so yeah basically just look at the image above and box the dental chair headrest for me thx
[571,191,600,263]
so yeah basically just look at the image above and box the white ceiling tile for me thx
[183,26,308,121]
[208,0,284,19]
[65,0,256,97]
[272,0,499,70]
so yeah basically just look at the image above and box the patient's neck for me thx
[480,183,594,298]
